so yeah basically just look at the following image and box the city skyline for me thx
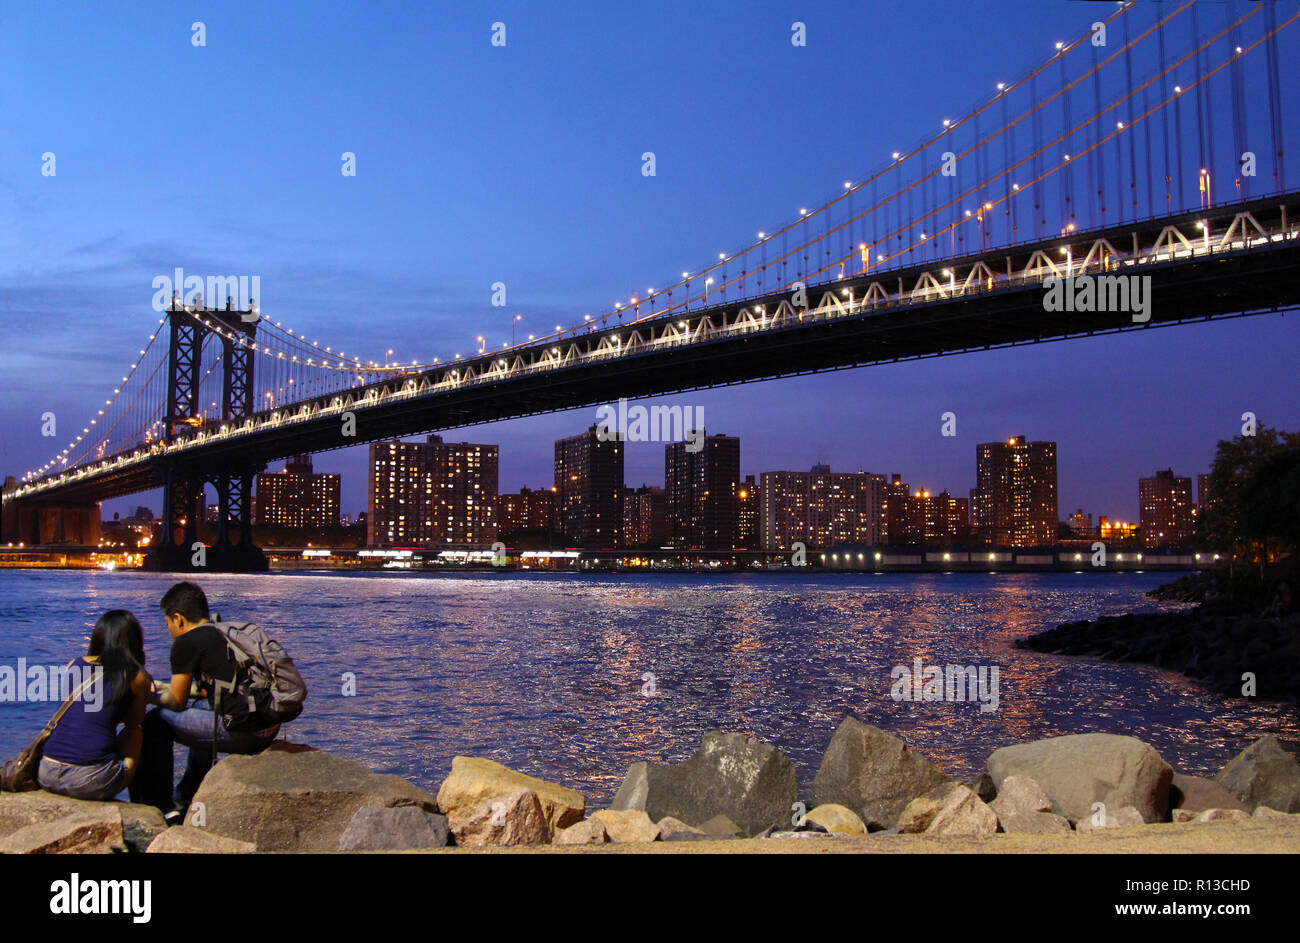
[241,418,1231,533]
[240,425,1229,551]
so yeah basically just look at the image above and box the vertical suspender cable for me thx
[1263,0,1286,195]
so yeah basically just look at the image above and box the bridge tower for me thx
[148,294,268,572]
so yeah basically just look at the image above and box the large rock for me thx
[987,734,1173,824]
[697,814,745,839]
[989,774,1070,834]
[1169,773,1247,816]
[590,809,660,843]
[0,792,165,853]
[1076,804,1145,831]
[804,803,867,836]
[1172,808,1250,824]
[552,818,610,845]
[453,788,550,846]
[1252,805,1293,820]
[812,717,948,829]
[0,808,124,854]
[989,775,1052,817]
[190,741,440,852]
[147,826,257,854]
[998,809,1073,834]
[656,817,711,841]
[898,783,998,836]
[610,732,797,837]
[1213,736,1300,813]
[436,757,585,834]
[338,806,450,851]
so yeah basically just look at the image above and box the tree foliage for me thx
[1236,448,1300,551]
[1199,424,1300,553]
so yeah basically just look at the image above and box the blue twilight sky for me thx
[1,0,1298,523]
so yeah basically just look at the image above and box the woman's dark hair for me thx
[87,610,145,705]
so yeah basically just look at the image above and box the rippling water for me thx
[1,569,1296,806]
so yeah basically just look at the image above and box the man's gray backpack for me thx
[208,620,308,732]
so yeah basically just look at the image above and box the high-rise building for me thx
[973,436,1058,546]
[623,485,668,548]
[1067,508,1094,538]
[255,455,341,529]
[554,426,623,548]
[884,474,915,544]
[1139,469,1195,548]
[759,465,885,550]
[883,477,968,546]
[367,436,498,547]
[1197,472,1218,518]
[737,475,758,549]
[497,486,557,535]
[933,491,971,546]
[666,434,740,549]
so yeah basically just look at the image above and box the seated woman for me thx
[37,610,152,801]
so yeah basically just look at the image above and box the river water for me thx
[1,569,1296,806]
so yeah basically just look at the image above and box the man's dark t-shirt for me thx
[170,624,235,709]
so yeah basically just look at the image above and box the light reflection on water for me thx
[1,569,1296,806]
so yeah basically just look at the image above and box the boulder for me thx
[989,775,1069,834]
[997,810,1073,834]
[338,806,450,851]
[0,807,124,854]
[987,734,1173,824]
[897,783,997,836]
[803,803,867,836]
[190,741,440,852]
[1196,808,1250,823]
[146,826,257,854]
[552,818,610,845]
[1252,805,1292,820]
[610,732,797,837]
[1213,736,1300,813]
[1169,773,1247,816]
[812,717,948,829]
[989,775,1053,818]
[656,817,711,841]
[0,791,165,853]
[590,809,660,843]
[1076,804,1145,831]
[436,757,585,834]
[697,814,745,839]
[453,788,550,847]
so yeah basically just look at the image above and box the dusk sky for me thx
[2,0,1297,524]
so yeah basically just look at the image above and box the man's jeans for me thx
[132,704,278,813]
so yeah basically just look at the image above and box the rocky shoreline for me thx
[1018,567,1300,701]
[2,720,1297,853]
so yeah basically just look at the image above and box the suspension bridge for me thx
[4,0,1299,570]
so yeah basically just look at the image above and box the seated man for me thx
[133,581,280,820]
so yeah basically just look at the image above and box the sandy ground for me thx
[414,816,1300,853]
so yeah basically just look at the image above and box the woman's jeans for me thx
[37,755,129,801]
[130,704,279,814]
